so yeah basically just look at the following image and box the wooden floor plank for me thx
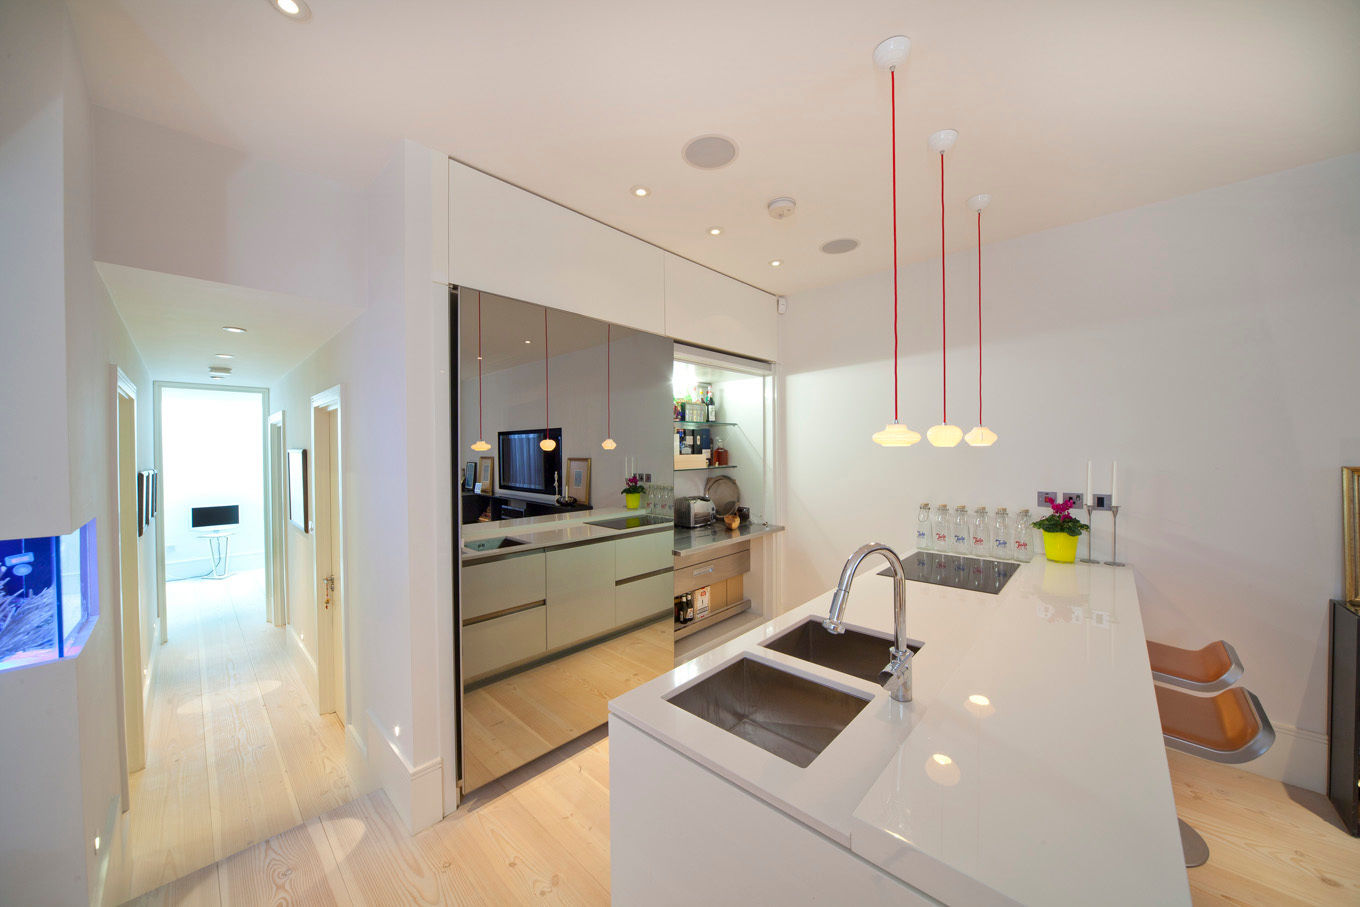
[318,792,443,906]
[217,816,353,906]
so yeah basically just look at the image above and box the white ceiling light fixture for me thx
[926,128,964,448]
[769,259,783,267]
[267,0,311,22]
[629,185,650,198]
[215,353,234,360]
[222,325,247,334]
[682,134,739,170]
[821,238,860,255]
[964,193,998,448]
[471,291,491,452]
[708,227,723,236]
[208,366,232,377]
[870,35,921,448]
[767,197,797,219]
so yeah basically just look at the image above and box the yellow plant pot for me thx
[1042,531,1080,563]
[625,492,642,510]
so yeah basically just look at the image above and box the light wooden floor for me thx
[117,570,367,903]
[129,729,1360,906]
[462,617,671,792]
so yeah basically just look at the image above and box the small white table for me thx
[196,528,236,580]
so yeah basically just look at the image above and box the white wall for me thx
[160,387,265,577]
[779,153,1360,793]
[459,327,673,507]
[91,107,366,309]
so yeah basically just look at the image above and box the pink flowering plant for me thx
[621,474,645,495]
[1031,496,1089,536]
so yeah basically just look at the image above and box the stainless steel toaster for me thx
[674,495,715,528]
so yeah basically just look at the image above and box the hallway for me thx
[120,570,368,902]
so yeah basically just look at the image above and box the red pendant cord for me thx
[976,211,983,425]
[890,69,900,422]
[477,292,484,440]
[940,151,947,425]
[543,309,550,440]
[606,324,612,437]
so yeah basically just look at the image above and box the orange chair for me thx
[1147,639,1242,693]
[1153,681,1275,867]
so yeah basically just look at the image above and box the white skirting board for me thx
[287,625,319,710]
[365,710,444,834]
[1234,722,1328,794]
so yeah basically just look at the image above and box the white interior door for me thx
[116,379,145,777]
[326,409,345,724]
[268,415,288,627]
[311,388,346,721]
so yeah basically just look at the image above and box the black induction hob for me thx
[878,551,1020,595]
[585,514,674,531]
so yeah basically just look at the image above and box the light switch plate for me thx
[1062,492,1085,509]
[1091,493,1112,511]
[1037,491,1058,508]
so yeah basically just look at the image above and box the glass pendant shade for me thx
[927,423,964,447]
[539,437,557,452]
[601,438,617,450]
[471,439,491,452]
[964,425,997,447]
[872,422,921,447]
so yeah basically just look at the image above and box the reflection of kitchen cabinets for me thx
[462,552,545,620]
[546,543,618,649]
[463,607,547,680]
[663,254,777,361]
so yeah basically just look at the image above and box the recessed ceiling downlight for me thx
[682,135,738,170]
[268,0,311,20]
[821,238,860,254]
[708,227,722,236]
[630,185,650,198]
[222,325,247,334]
[208,366,232,377]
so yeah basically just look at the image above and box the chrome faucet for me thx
[823,542,915,702]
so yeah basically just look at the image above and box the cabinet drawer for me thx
[616,530,674,581]
[616,571,673,626]
[674,548,750,596]
[546,543,617,649]
[462,552,546,622]
[462,605,547,681]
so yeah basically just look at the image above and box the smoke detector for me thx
[767,197,797,220]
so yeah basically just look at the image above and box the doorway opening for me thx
[311,387,347,722]
[114,369,145,787]
[268,411,288,627]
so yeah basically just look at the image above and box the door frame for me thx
[153,381,271,642]
[110,366,144,803]
[267,411,288,627]
[311,385,348,720]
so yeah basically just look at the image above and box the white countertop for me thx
[608,558,1189,906]
[461,508,671,563]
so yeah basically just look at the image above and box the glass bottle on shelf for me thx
[1013,509,1034,562]
[951,505,970,554]
[970,506,991,558]
[916,503,933,551]
[932,504,950,550]
[992,507,1012,559]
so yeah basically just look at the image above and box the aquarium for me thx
[0,519,98,672]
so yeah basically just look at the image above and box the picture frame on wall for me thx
[478,456,495,494]
[149,470,157,519]
[1345,467,1360,602]
[464,461,476,491]
[567,457,591,505]
[136,471,145,537]
[287,448,310,532]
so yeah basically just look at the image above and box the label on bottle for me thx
[935,532,948,543]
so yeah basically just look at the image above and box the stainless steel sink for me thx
[463,536,526,553]
[760,618,922,685]
[666,657,870,767]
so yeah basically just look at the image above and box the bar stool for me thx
[1154,683,1275,867]
[1147,639,1243,692]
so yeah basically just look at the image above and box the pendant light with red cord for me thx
[964,193,998,447]
[926,128,963,448]
[470,291,491,452]
[539,309,557,452]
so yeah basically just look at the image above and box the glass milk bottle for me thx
[1012,509,1034,562]
[992,507,1013,559]
[970,506,991,558]
[916,503,933,551]
[933,504,950,550]
[952,505,970,554]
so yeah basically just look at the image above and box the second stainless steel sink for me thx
[760,618,922,685]
[666,656,870,767]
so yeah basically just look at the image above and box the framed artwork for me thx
[567,457,591,505]
[1345,467,1360,602]
[464,461,476,491]
[287,448,310,532]
[136,471,145,537]
[478,456,494,494]
[149,470,158,519]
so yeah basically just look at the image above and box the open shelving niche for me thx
[670,345,778,659]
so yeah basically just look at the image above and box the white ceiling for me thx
[96,263,364,386]
[458,289,641,377]
[69,1,1360,296]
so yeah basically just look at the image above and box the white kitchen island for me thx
[608,556,1189,906]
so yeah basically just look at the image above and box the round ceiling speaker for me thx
[821,238,860,254]
[682,135,738,170]
[767,197,797,219]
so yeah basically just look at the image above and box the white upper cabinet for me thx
[448,161,665,335]
[663,253,777,362]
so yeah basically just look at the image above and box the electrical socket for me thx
[1037,491,1058,508]
[1091,493,1112,511]
[1062,492,1085,509]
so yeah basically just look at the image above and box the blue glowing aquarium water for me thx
[0,518,98,672]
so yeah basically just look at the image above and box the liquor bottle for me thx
[971,507,991,558]
[951,505,970,554]
[932,504,950,549]
[684,595,696,622]
[992,507,1012,559]
[1013,509,1034,562]
[916,503,933,551]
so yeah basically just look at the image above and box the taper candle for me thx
[1086,460,1093,504]
[1111,461,1119,506]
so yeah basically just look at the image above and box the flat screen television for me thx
[191,505,240,529]
[497,428,563,496]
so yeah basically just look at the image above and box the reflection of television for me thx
[191,505,239,529]
[497,428,563,496]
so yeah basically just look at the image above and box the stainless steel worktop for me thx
[672,522,784,557]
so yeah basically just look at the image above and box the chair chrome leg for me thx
[1179,818,1209,868]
